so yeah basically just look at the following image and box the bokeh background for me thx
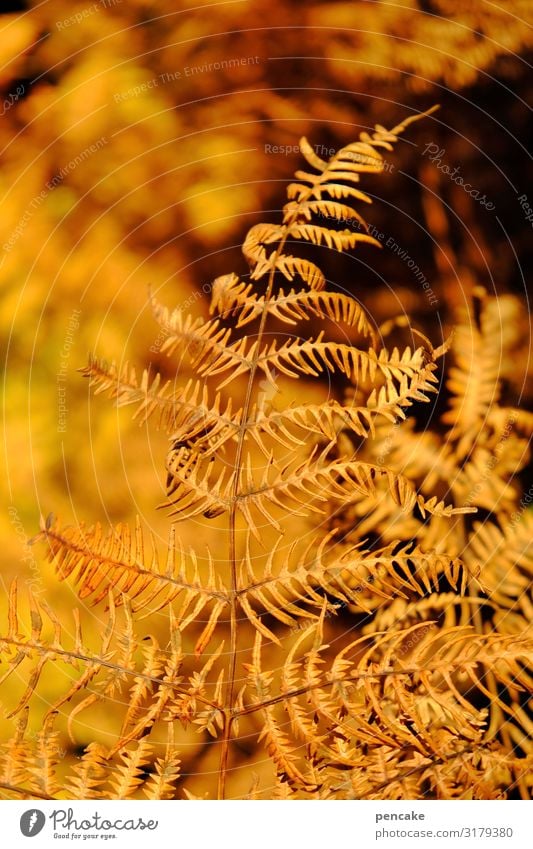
[1,0,532,797]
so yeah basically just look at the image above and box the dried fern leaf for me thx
[63,743,108,800]
[108,740,154,799]
[442,289,503,458]
[33,515,228,613]
[143,726,181,800]
[211,278,376,341]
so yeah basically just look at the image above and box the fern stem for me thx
[217,203,309,798]
[217,257,280,799]
[0,782,54,800]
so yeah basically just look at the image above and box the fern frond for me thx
[165,447,472,533]
[442,289,503,458]
[150,294,233,362]
[287,180,372,204]
[282,633,327,749]
[63,743,108,799]
[211,278,376,340]
[34,515,228,613]
[288,107,438,202]
[242,625,533,722]
[242,112,439,298]
[81,355,174,423]
[236,455,470,530]
[0,710,31,797]
[143,726,181,800]
[26,714,63,799]
[164,450,233,520]
[241,627,533,798]
[110,629,184,754]
[7,104,528,801]
[252,399,397,448]
[288,222,380,252]
[165,353,438,459]
[108,740,154,799]
[246,634,317,790]
[81,355,230,435]
[453,446,522,513]
[466,513,533,611]
[200,336,432,388]
[0,584,129,725]
[283,198,370,229]
[237,537,470,641]
[263,254,326,290]
[116,637,166,740]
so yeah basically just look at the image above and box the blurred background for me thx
[1,0,532,796]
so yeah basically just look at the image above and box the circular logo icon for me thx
[20,810,46,837]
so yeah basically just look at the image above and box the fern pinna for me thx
[1,107,532,800]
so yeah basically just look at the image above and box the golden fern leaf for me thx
[150,293,235,364]
[164,447,472,535]
[198,336,434,389]
[282,636,327,749]
[25,714,63,799]
[283,197,370,228]
[0,710,32,799]
[466,513,533,613]
[80,355,214,433]
[163,350,438,459]
[34,515,228,617]
[143,727,181,800]
[240,619,533,799]
[240,108,438,297]
[112,632,181,754]
[211,277,376,339]
[442,288,503,458]
[63,742,108,800]
[245,633,317,791]
[237,535,470,641]
[108,740,154,799]
[369,592,489,633]
[287,179,371,204]
[0,583,123,726]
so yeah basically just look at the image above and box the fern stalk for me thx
[219,195,315,797]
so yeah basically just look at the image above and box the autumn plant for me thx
[1,106,532,800]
